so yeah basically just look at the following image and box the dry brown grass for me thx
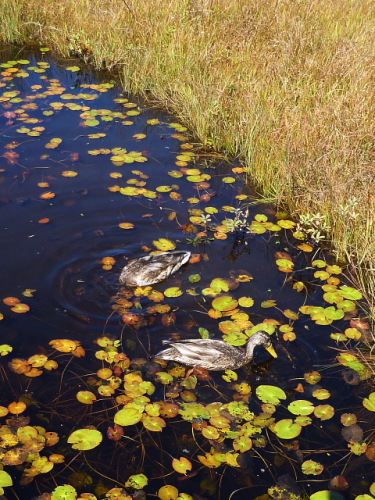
[1,0,374,318]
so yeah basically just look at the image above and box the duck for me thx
[154,330,277,371]
[119,250,191,287]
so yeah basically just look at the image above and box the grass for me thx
[1,0,374,319]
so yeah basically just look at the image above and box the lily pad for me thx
[152,238,176,251]
[172,457,193,474]
[0,470,12,488]
[363,392,375,412]
[272,419,302,439]
[125,473,148,489]
[310,492,344,500]
[288,400,315,416]
[212,295,238,312]
[256,385,287,405]
[301,460,324,475]
[67,429,103,451]
[51,484,77,500]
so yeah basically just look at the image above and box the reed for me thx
[1,0,374,319]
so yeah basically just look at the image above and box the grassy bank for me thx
[1,0,374,317]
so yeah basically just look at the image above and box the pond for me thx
[0,46,374,500]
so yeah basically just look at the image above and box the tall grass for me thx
[1,0,374,317]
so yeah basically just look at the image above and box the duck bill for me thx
[266,345,278,358]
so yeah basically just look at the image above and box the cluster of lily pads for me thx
[0,52,374,500]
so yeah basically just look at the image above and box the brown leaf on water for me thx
[107,424,124,441]
[275,251,293,262]
[365,440,375,461]
[181,223,198,234]
[161,313,176,327]
[69,152,80,162]
[2,151,19,164]
[329,475,349,491]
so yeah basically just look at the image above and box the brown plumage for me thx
[119,250,191,287]
[154,330,277,371]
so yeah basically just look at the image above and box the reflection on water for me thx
[0,47,373,499]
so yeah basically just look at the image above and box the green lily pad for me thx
[210,278,230,292]
[288,400,315,416]
[272,419,302,439]
[314,404,335,420]
[0,470,12,488]
[302,460,324,475]
[212,295,238,312]
[114,406,144,426]
[164,287,183,298]
[51,484,77,500]
[238,296,254,308]
[67,429,103,451]
[312,389,331,400]
[153,238,176,251]
[172,457,193,474]
[125,473,148,489]
[339,286,363,300]
[189,274,201,283]
[363,392,375,412]
[0,344,13,356]
[310,491,344,500]
[312,259,327,268]
[256,385,287,405]
[233,435,253,452]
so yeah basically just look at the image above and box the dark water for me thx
[0,47,373,500]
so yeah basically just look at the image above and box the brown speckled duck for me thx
[154,330,277,371]
[119,250,191,287]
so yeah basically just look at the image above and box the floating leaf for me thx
[51,484,77,500]
[67,429,103,450]
[233,435,253,452]
[314,404,335,420]
[0,470,13,488]
[238,296,254,308]
[114,406,143,426]
[76,391,97,405]
[125,473,148,489]
[339,286,362,300]
[164,287,183,298]
[172,457,193,474]
[222,370,238,383]
[158,485,179,500]
[276,258,294,273]
[312,389,331,400]
[153,238,176,251]
[288,400,315,416]
[119,222,135,229]
[212,295,238,312]
[272,419,302,439]
[304,371,322,384]
[0,344,13,356]
[301,460,324,475]
[188,274,201,283]
[256,385,287,405]
[8,401,26,414]
[277,219,296,229]
[11,302,30,313]
[363,392,375,412]
[142,415,166,432]
[310,491,344,500]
